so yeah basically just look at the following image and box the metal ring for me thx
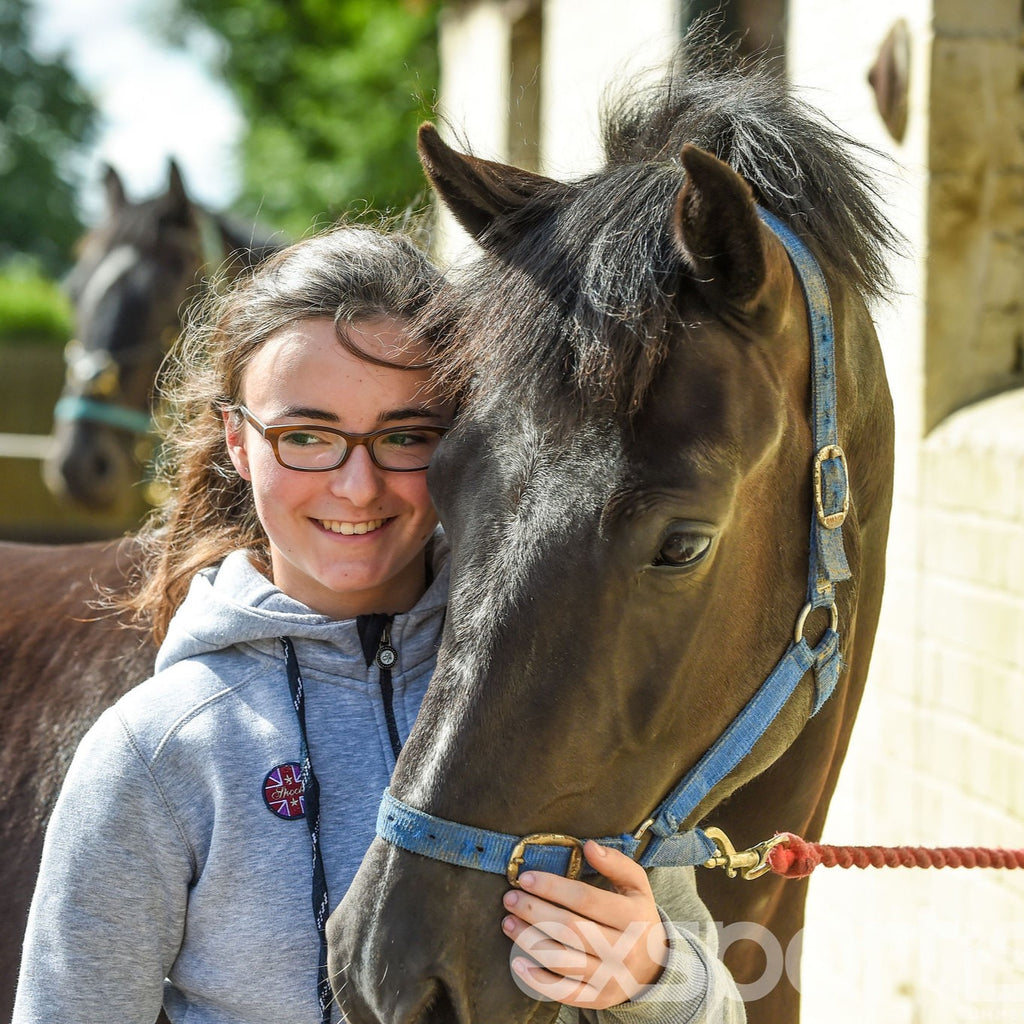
[793,601,838,645]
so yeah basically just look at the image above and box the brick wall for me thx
[800,393,1024,1023]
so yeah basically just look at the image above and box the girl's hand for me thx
[500,840,669,1009]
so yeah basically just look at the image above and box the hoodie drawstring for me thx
[280,636,333,1024]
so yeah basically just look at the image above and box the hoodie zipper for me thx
[374,620,402,759]
[356,613,403,760]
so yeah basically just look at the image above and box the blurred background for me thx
[0,0,439,539]
[1,2,1023,1021]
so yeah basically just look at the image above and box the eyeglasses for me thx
[234,406,448,472]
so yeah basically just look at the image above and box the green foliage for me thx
[0,261,74,346]
[161,0,439,235]
[0,0,98,273]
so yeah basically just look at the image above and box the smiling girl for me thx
[14,227,455,1024]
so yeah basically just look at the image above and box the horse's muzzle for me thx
[328,837,560,1024]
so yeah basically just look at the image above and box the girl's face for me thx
[225,316,451,619]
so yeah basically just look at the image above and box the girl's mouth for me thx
[317,517,388,536]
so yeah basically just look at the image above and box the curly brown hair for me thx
[121,224,447,643]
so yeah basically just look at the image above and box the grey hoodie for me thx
[14,542,743,1024]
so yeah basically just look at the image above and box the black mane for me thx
[601,38,898,301]
[431,38,899,418]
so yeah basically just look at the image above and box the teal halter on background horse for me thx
[329,42,898,1024]
[45,162,282,512]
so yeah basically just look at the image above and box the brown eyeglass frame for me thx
[233,405,448,472]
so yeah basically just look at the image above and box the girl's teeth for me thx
[321,518,386,535]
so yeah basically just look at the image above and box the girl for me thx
[13,226,741,1023]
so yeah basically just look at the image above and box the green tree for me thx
[162,0,439,236]
[0,0,97,273]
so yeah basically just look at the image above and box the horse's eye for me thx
[653,530,712,568]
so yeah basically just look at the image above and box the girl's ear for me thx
[223,409,251,480]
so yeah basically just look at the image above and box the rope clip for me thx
[702,827,789,880]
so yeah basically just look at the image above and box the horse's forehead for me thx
[75,244,142,328]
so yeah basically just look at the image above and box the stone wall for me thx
[799,392,1024,1024]
[926,0,1024,429]
[790,2,1024,1021]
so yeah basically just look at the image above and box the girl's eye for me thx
[653,531,712,568]
[280,430,331,448]
[380,430,431,449]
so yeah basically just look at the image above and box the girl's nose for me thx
[327,443,385,505]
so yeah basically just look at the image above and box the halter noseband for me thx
[376,207,852,884]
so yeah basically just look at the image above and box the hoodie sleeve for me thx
[555,867,746,1024]
[13,705,193,1024]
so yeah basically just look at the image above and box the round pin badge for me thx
[263,762,306,820]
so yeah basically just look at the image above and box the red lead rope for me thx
[766,832,1024,879]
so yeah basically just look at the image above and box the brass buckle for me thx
[812,444,849,529]
[702,827,789,881]
[506,833,585,887]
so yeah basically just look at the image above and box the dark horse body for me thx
[329,50,896,1024]
[46,162,281,512]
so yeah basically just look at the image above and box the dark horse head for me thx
[45,161,282,512]
[329,45,897,1024]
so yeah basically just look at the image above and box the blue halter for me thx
[53,394,154,435]
[376,206,852,883]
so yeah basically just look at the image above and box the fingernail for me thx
[502,915,516,933]
[503,891,519,908]
[519,872,535,887]
[590,841,608,857]
[512,957,530,976]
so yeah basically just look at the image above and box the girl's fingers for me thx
[582,841,655,898]
[503,887,604,955]
[510,956,602,1006]
[502,917,597,981]
[500,843,669,1006]
[506,843,659,933]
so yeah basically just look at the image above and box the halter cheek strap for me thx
[376,206,851,882]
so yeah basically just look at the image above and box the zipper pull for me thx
[375,623,397,670]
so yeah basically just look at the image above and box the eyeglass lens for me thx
[275,425,443,471]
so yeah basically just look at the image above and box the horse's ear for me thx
[166,158,195,225]
[673,144,767,309]
[103,165,127,212]
[417,123,566,241]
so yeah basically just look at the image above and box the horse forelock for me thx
[433,161,691,423]
[431,48,898,425]
[600,38,900,301]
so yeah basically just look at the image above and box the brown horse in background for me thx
[329,42,896,1024]
[0,540,154,1017]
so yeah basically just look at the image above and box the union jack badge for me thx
[263,762,306,819]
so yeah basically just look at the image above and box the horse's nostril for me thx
[415,981,460,1024]
[90,452,112,479]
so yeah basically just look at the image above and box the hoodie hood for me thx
[156,529,450,675]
